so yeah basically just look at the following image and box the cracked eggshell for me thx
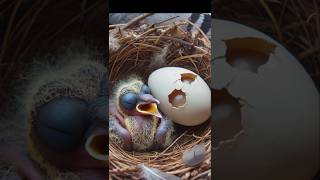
[148,67,211,126]
[213,19,319,180]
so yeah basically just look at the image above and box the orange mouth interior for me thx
[136,103,161,118]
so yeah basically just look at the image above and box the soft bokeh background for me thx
[213,0,320,91]
[0,0,106,110]
[0,1,106,178]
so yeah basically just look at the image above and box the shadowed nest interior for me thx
[108,15,211,180]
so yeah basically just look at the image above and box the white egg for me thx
[148,67,211,126]
[213,19,319,180]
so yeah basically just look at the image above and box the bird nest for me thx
[108,14,211,179]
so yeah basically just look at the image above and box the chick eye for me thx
[35,98,89,151]
[120,92,137,110]
[141,84,151,94]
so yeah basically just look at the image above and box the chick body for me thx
[109,76,174,151]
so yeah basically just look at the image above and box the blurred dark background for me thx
[0,0,107,110]
[213,0,320,91]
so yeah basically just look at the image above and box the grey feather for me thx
[182,144,206,166]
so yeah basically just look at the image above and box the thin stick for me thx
[122,13,153,30]
[191,169,211,180]
[145,36,208,54]
[152,16,179,26]
[109,24,126,28]
[259,0,283,42]
[298,47,320,59]
[46,1,101,42]
[0,0,23,63]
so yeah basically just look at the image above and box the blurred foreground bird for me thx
[0,48,107,180]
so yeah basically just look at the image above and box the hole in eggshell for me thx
[168,89,186,108]
[180,73,197,84]
[224,37,276,73]
[212,88,243,148]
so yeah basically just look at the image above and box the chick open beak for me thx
[136,102,162,118]
[136,93,162,118]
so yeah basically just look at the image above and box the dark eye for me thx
[35,98,89,151]
[141,84,151,94]
[120,92,137,110]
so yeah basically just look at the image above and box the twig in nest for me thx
[155,24,176,45]
[149,45,170,69]
[122,13,153,30]
[190,169,211,180]
[109,24,126,29]
[183,19,211,47]
[146,36,208,54]
[152,16,180,27]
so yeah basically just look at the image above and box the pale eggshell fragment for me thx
[148,67,211,126]
[213,19,319,180]
[212,58,236,90]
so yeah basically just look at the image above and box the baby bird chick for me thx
[109,76,174,151]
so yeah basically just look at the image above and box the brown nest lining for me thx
[108,14,211,179]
